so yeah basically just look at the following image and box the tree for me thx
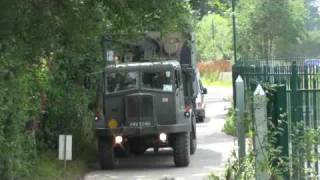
[236,0,307,58]
[0,0,200,178]
[189,0,229,17]
[306,0,320,31]
[196,13,232,60]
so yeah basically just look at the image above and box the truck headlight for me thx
[115,136,123,144]
[159,133,167,142]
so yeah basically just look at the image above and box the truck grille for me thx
[125,94,154,127]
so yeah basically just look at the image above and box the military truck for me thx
[90,32,200,169]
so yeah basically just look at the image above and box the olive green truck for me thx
[88,32,207,169]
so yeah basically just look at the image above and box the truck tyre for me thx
[114,146,129,157]
[153,147,159,153]
[130,146,146,156]
[98,137,115,169]
[190,129,197,155]
[200,111,206,122]
[173,132,190,167]
[196,116,204,123]
[190,112,197,154]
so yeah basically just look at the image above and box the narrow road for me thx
[84,87,235,180]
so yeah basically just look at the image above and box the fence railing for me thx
[233,57,320,179]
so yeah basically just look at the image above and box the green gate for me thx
[233,58,320,179]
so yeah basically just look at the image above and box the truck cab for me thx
[99,61,187,132]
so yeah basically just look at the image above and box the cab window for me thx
[142,71,173,91]
[106,72,138,93]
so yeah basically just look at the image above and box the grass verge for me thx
[200,72,232,87]
[202,80,232,87]
[24,152,89,180]
[23,143,97,180]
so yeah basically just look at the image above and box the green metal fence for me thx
[233,57,320,179]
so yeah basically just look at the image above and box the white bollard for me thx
[235,76,245,161]
[253,84,269,180]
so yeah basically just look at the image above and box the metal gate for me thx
[233,58,320,179]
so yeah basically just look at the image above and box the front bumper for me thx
[96,123,191,137]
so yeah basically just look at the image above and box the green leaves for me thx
[102,0,194,34]
[237,0,307,58]
[196,13,232,60]
[0,0,202,178]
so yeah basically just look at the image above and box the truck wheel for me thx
[114,146,129,157]
[130,146,146,156]
[196,114,205,123]
[190,130,197,155]
[200,111,206,122]
[198,116,204,123]
[191,112,197,154]
[173,132,190,167]
[98,137,115,169]
[154,147,159,154]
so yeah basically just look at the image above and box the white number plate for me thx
[129,122,151,127]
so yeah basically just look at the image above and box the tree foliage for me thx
[189,0,229,17]
[237,0,307,58]
[196,13,232,60]
[306,0,320,31]
[0,0,195,178]
[195,0,317,60]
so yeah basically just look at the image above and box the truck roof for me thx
[104,60,181,73]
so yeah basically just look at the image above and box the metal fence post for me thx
[313,79,319,174]
[276,85,289,179]
[232,65,238,108]
[290,62,298,127]
[253,84,269,180]
[290,61,304,179]
[236,76,246,163]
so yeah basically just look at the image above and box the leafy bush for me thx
[223,108,236,136]
[0,67,40,179]
[0,1,198,178]
[224,151,255,180]
[223,106,254,137]
[208,173,220,180]
[223,122,290,180]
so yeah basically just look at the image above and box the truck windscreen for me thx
[142,71,173,92]
[106,72,138,93]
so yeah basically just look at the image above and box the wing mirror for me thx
[202,88,207,95]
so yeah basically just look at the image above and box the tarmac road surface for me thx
[84,87,235,180]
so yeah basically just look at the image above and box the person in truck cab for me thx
[152,71,171,89]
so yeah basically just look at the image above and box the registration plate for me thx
[129,122,151,127]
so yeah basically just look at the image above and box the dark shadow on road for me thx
[89,148,223,172]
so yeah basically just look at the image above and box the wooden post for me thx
[236,76,245,162]
[253,84,269,180]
